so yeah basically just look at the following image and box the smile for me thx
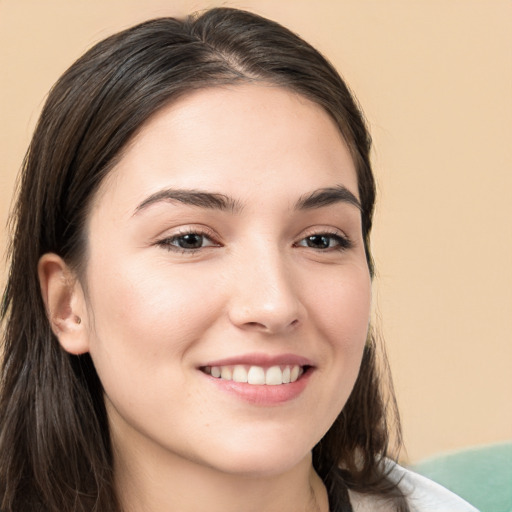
[201,365,306,385]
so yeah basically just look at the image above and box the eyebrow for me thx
[133,188,243,215]
[294,185,361,211]
[133,184,361,216]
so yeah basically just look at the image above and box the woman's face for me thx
[80,84,371,477]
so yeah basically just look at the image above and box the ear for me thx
[38,253,90,355]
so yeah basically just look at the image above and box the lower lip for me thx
[201,370,313,405]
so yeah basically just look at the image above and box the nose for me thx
[227,250,304,335]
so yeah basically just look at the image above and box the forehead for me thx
[92,84,359,213]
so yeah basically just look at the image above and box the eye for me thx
[157,229,219,252]
[296,232,352,251]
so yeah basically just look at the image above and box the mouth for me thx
[198,354,314,404]
[200,364,312,386]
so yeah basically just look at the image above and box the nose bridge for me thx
[228,240,302,333]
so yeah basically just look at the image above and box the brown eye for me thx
[296,233,352,251]
[176,233,204,249]
[305,235,331,249]
[158,230,219,253]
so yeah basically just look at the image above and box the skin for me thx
[39,84,372,512]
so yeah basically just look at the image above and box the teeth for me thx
[206,364,304,385]
[232,365,248,383]
[221,366,233,380]
[247,366,266,385]
[265,366,283,385]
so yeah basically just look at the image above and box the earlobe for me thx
[38,253,90,355]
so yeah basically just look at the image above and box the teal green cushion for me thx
[412,442,512,512]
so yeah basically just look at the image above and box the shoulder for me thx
[347,461,480,512]
[387,461,480,512]
[348,489,395,512]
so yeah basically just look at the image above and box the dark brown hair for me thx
[1,8,406,511]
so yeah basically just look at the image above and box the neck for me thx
[113,437,328,512]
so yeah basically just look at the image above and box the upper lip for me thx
[200,353,314,368]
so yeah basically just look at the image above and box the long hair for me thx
[0,8,405,511]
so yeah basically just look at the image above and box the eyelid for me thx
[154,225,353,254]
[294,227,353,250]
[155,225,222,253]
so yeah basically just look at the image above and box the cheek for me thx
[309,265,371,345]
[306,265,371,399]
[82,258,226,437]
[84,258,223,369]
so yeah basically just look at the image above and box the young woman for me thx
[0,7,478,512]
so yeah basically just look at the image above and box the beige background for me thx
[1,0,511,463]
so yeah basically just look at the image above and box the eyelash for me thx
[156,228,220,254]
[294,230,353,252]
[156,228,353,254]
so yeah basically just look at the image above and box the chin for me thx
[215,451,311,478]
[198,428,318,478]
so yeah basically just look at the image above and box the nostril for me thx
[243,321,266,330]
[242,319,299,332]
